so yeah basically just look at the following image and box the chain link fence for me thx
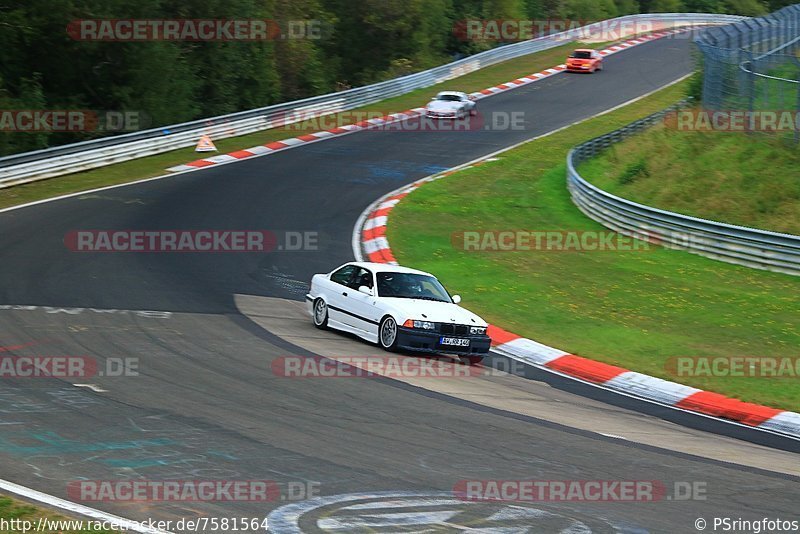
[695,4,800,142]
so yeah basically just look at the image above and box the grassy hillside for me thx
[578,120,800,234]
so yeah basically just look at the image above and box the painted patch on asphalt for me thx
[267,491,622,532]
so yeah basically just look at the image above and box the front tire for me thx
[313,298,329,329]
[379,316,399,352]
[469,106,477,116]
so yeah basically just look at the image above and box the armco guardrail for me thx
[566,103,800,276]
[0,13,744,188]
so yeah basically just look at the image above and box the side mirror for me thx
[451,295,461,304]
[468,95,476,101]
[358,285,373,296]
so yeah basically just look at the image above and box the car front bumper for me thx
[426,111,459,119]
[396,327,491,356]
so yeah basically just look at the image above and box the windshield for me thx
[376,272,452,302]
[436,94,462,102]
[571,51,592,59]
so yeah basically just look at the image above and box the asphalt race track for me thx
[0,34,797,533]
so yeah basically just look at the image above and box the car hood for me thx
[381,297,487,326]
[426,100,463,112]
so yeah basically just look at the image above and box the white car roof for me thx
[342,261,434,277]
[435,91,467,98]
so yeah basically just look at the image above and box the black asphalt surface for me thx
[0,34,697,313]
[0,34,797,533]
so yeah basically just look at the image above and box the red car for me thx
[566,49,603,73]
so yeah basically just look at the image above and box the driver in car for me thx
[357,272,373,290]
[408,278,437,299]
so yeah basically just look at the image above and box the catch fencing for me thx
[695,4,800,142]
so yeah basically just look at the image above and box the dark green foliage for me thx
[0,0,776,155]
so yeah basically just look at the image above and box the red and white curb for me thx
[167,30,684,174]
[354,162,800,441]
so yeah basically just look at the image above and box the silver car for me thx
[425,91,477,119]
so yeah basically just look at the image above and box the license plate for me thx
[440,337,469,347]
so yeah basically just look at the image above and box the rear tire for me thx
[379,316,399,352]
[313,298,328,329]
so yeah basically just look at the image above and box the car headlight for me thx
[470,326,487,335]
[403,319,435,330]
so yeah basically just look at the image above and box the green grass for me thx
[388,80,800,412]
[721,58,800,116]
[578,120,800,234]
[0,40,600,210]
[0,494,116,533]
[767,59,800,80]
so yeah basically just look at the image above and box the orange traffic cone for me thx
[195,135,217,152]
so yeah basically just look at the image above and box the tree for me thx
[724,0,767,15]
[322,0,455,85]
[681,0,723,12]
[614,0,640,15]
[647,0,686,12]
[561,0,619,20]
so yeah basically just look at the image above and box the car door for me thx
[343,267,380,335]
[325,264,357,327]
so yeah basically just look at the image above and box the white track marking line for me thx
[0,478,172,533]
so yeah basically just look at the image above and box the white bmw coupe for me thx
[307,262,491,362]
